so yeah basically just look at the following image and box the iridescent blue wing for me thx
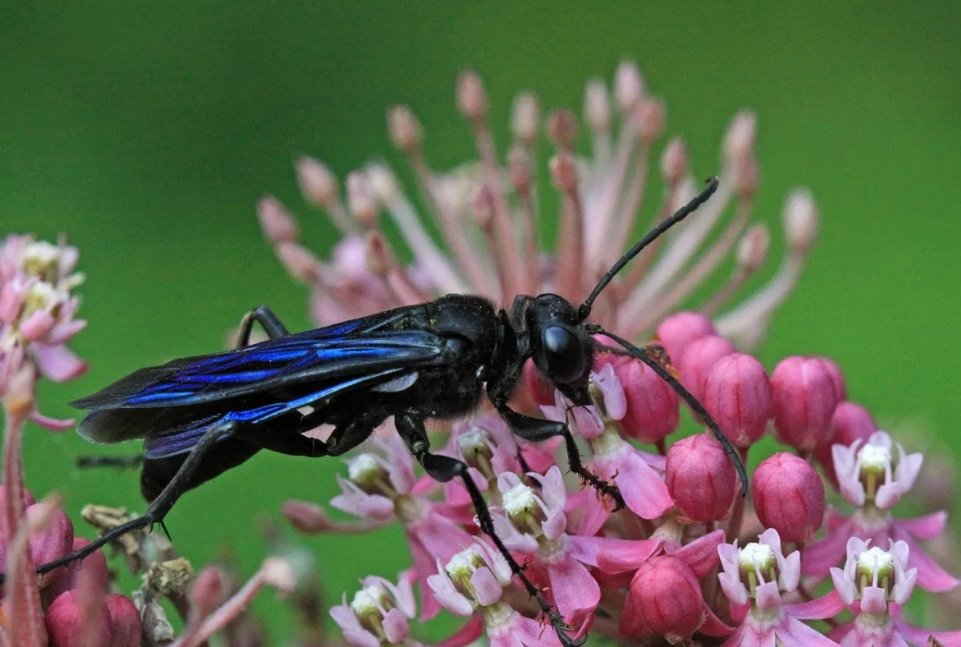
[73,309,438,410]
[73,312,447,447]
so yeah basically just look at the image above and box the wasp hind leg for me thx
[21,420,241,581]
[395,412,585,647]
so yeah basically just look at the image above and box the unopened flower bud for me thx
[733,156,758,199]
[43,537,109,603]
[737,224,769,273]
[387,105,422,154]
[584,79,611,134]
[660,137,688,186]
[703,353,773,448]
[753,452,825,543]
[105,595,141,647]
[347,172,378,227]
[473,183,496,231]
[511,92,539,143]
[656,311,716,363]
[296,156,339,209]
[189,566,225,618]
[784,189,818,254]
[507,146,532,194]
[257,196,299,243]
[547,109,579,149]
[283,499,333,533]
[457,71,487,122]
[275,242,320,284]
[723,110,756,169]
[622,556,703,639]
[549,152,578,194]
[666,435,736,522]
[635,98,665,142]
[678,335,737,402]
[614,357,679,443]
[26,502,74,585]
[46,590,111,647]
[615,61,644,114]
[771,356,842,451]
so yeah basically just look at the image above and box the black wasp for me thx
[31,177,745,647]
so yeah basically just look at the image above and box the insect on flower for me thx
[18,177,746,646]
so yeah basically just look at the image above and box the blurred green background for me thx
[3,1,961,641]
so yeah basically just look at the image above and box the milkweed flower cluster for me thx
[0,236,301,647]
[261,66,961,646]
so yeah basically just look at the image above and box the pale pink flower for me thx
[718,529,838,647]
[803,432,958,592]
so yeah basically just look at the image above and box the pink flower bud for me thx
[621,556,704,639]
[27,502,74,586]
[815,400,876,486]
[547,109,579,149]
[771,356,842,451]
[666,435,736,522]
[614,357,679,443]
[456,71,487,121]
[386,105,422,154]
[753,453,825,543]
[257,196,299,243]
[660,138,689,187]
[511,92,539,143]
[677,335,736,402]
[43,538,109,604]
[614,61,644,113]
[104,594,141,647]
[703,353,773,448]
[46,590,111,647]
[189,566,225,618]
[295,156,338,209]
[656,312,716,364]
[635,98,665,142]
[584,79,610,134]
[282,499,333,533]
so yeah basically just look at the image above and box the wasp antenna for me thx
[587,325,749,496]
[578,176,719,321]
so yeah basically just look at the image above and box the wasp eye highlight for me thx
[543,325,586,383]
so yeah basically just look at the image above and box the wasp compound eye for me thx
[543,325,587,384]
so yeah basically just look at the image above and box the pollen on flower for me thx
[501,481,543,534]
[739,541,776,577]
[346,453,388,492]
[857,546,895,587]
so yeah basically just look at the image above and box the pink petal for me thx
[548,556,600,621]
[671,529,724,578]
[785,590,846,620]
[776,615,840,647]
[470,566,503,607]
[30,343,86,382]
[19,310,55,342]
[896,511,947,540]
[588,535,662,574]
[893,534,959,592]
[382,608,410,644]
[436,614,485,647]
[802,522,852,577]
[615,449,673,519]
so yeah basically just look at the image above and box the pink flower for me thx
[718,529,838,647]
[803,432,959,593]
[327,436,475,619]
[330,573,422,647]
[827,537,961,647]
[677,335,737,403]
[0,235,86,427]
[752,452,825,543]
[428,541,558,647]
